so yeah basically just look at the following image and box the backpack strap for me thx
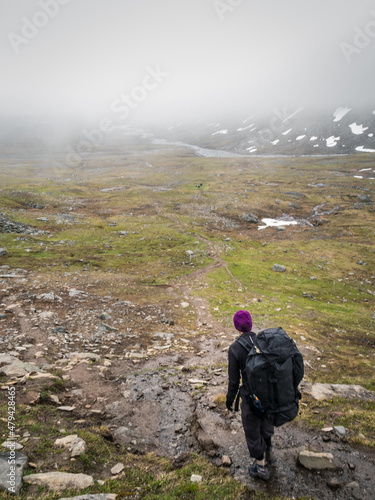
[236,334,263,355]
[235,336,253,351]
[234,335,257,411]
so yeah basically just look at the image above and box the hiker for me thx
[226,310,274,481]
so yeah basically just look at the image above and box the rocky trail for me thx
[1,262,375,499]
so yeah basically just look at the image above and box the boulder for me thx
[23,472,94,491]
[298,450,339,470]
[242,214,258,223]
[0,354,44,378]
[0,249,7,257]
[301,381,375,401]
[272,264,286,273]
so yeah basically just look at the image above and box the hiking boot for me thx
[248,460,271,481]
[266,446,276,465]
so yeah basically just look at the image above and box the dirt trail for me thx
[1,257,375,499]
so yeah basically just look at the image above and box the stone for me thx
[69,353,100,363]
[99,313,111,320]
[110,463,125,475]
[327,477,341,490]
[222,455,232,466]
[242,213,258,223]
[49,395,60,404]
[36,292,61,302]
[334,425,346,436]
[0,452,28,495]
[68,289,86,298]
[57,406,76,412]
[188,379,207,385]
[0,249,7,257]
[181,302,190,308]
[59,495,117,500]
[0,354,44,378]
[23,472,94,491]
[54,435,87,457]
[358,194,371,202]
[298,450,339,470]
[190,474,202,483]
[272,264,286,273]
[1,442,23,451]
[301,381,375,402]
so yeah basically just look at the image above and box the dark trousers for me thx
[241,399,274,459]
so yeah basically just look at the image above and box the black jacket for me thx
[226,331,257,405]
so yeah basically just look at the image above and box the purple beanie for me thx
[233,310,252,332]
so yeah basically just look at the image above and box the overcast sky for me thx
[1,0,375,124]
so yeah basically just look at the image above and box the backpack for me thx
[236,327,304,427]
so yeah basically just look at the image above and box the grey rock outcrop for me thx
[301,381,375,401]
[23,472,94,491]
[0,452,28,495]
[298,450,340,470]
[242,213,258,223]
[272,264,286,272]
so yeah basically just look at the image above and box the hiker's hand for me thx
[226,399,233,412]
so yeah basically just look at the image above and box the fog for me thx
[1,0,375,127]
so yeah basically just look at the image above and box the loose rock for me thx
[298,450,339,470]
[110,463,125,475]
[23,472,94,491]
[272,264,286,273]
[54,435,87,457]
[242,214,258,223]
[190,474,202,483]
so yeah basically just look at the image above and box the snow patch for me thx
[296,135,306,141]
[310,136,318,141]
[326,136,340,147]
[243,115,255,124]
[349,123,368,135]
[356,146,375,153]
[333,107,351,122]
[258,218,298,230]
[282,128,292,136]
[271,139,280,145]
[247,147,258,153]
[212,129,228,136]
[237,124,254,131]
